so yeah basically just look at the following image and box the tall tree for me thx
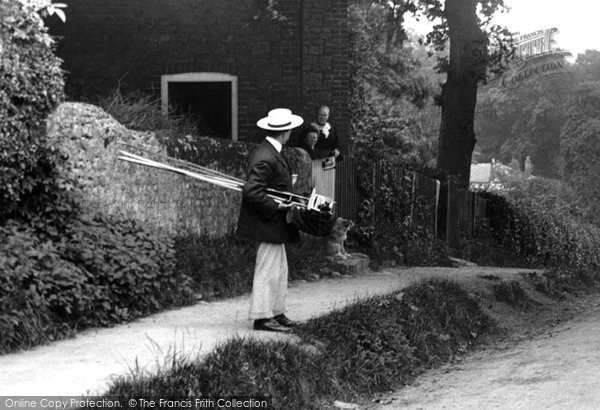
[437,0,487,187]
[475,72,574,178]
[368,0,510,187]
[418,0,509,187]
[349,0,435,164]
[559,50,600,224]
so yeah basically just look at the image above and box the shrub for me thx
[175,233,346,301]
[477,192,600,294]
[0,221,71,353]
[0,0,65,218]
[174,234,256,300]
[0,213,195,353]
[352,160,448,267]
[156,134,254,179]
[53,213,194,326]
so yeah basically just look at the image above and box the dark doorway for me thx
[168,81,232,138]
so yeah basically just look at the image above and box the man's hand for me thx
[278,200,295,210]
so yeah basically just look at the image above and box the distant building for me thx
[470,159,526,191]
[470,161,494,191]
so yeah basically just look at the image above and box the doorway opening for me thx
[161,73,238,140]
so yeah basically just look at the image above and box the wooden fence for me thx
[412,172,441,235]
[443,182,488,247]
[331,157,487,246]
[334,156,360,220]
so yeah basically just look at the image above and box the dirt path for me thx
[3,266,530,396]
[370,290,600,409]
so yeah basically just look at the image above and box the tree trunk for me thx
[436,0,488,189]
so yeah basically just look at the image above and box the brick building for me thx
[48,0,349,145]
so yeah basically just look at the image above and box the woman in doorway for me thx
[311,105,342,162]
[305,105,342,201]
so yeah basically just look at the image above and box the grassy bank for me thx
[102,278,495,409]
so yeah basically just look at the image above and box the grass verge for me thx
[102,277,495,409]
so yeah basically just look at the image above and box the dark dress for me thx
[311,122,341,160]
[237,140,300,244]
[297,142,319,160]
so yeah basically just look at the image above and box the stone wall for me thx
[47,0,349,146]
[48,103,312,238]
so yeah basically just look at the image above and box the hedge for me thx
[0,0,65,218]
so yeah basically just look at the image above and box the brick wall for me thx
[48,0,349,146]
[301,0,350,150]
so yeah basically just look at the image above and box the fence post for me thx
[446,180,464,248]
[434,179,441,236]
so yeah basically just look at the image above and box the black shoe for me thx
[273,314,296,327]
[253,318,291,333]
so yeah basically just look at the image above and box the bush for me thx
[477,192,600,294]
[0,213,195,353]
[174,234,256,300]
[175,233,346,301]
[0,221,71,353]
[352,160,448,267]
[0,0,65,218]
[154,133,256,182]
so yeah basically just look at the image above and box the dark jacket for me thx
[297,143,319,160]
[237,140,300,244]
[312,124,342,160]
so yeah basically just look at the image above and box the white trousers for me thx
[248,242,288,320]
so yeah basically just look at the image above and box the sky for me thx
[495,0,600,59]
[405,0,600,60]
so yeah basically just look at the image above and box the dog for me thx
[325,218,354,259]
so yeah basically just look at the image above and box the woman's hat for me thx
[257,108,304,131]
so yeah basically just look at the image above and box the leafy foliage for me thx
[559,80,600,225]
[350,159,448,268]
[475,51,600,224]
[475,71,575,178]
[476,192,600,295]
[0,214,195,354]
[349,1,436,165]
[0,3,200,354]
[174,234,255,300]
[175,233,350,301]
[0,0,65,218]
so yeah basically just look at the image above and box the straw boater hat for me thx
[257,108,304,131]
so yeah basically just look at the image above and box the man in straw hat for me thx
[237,108,304,332]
